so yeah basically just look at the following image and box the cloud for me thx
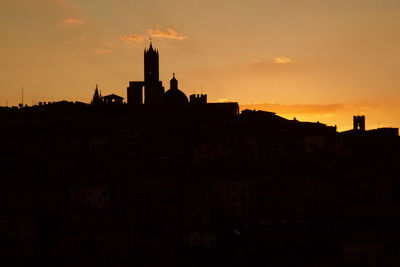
[119,28,188,43]
[94,48,114,55]
[147,28,188,40]
[120,34,145,44]
[61,18,84,26]
[120,27,187,45]
[273,57,292,64]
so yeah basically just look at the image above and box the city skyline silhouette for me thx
[1,41,399,266]
[0,1,400,266]
[1,1,400,130]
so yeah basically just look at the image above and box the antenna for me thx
[22,85,24,106]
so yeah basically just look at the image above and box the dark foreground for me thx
[1,103,399,266]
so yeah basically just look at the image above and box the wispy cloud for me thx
[273,57,292,64]
[61,18,84,26]
[147,28,188,40]
[94,48,114,55]
[120,27,187,45]
[120,34,145,44]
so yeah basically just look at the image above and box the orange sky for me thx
[1,0,400,131]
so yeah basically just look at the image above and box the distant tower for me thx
[127,42,167,106]
[189,93,207,105]
[353,115,365,131]
[144,42,159,83]
[143,42,164,105]
[127,81,144,105]
[91,84,102,105]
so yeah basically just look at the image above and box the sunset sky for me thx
[1,0,400,130]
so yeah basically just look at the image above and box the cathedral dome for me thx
[164,73,188,106]
[164,88,189,106]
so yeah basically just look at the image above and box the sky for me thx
[1,0,400,130]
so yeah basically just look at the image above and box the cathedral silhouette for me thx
[91,43,238,110]
[128,42,190,106]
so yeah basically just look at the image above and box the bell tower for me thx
[143,42,164,105]
[144,42,159,83]
[127,42,164,106]
[353,115,365,131]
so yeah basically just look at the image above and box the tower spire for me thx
[170,73,178,90]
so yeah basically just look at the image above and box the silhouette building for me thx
[102,94,124,104]
[86,41,242,123]
[91,84,124,105]
[190,94,207,105]
[91,84,102,105]
[127,42,165,106]
[127,42,198,107]
[353,115,365,131]
[90,42,239,123]
[164,73,189,106]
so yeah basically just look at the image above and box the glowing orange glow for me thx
[61,18,84,26]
